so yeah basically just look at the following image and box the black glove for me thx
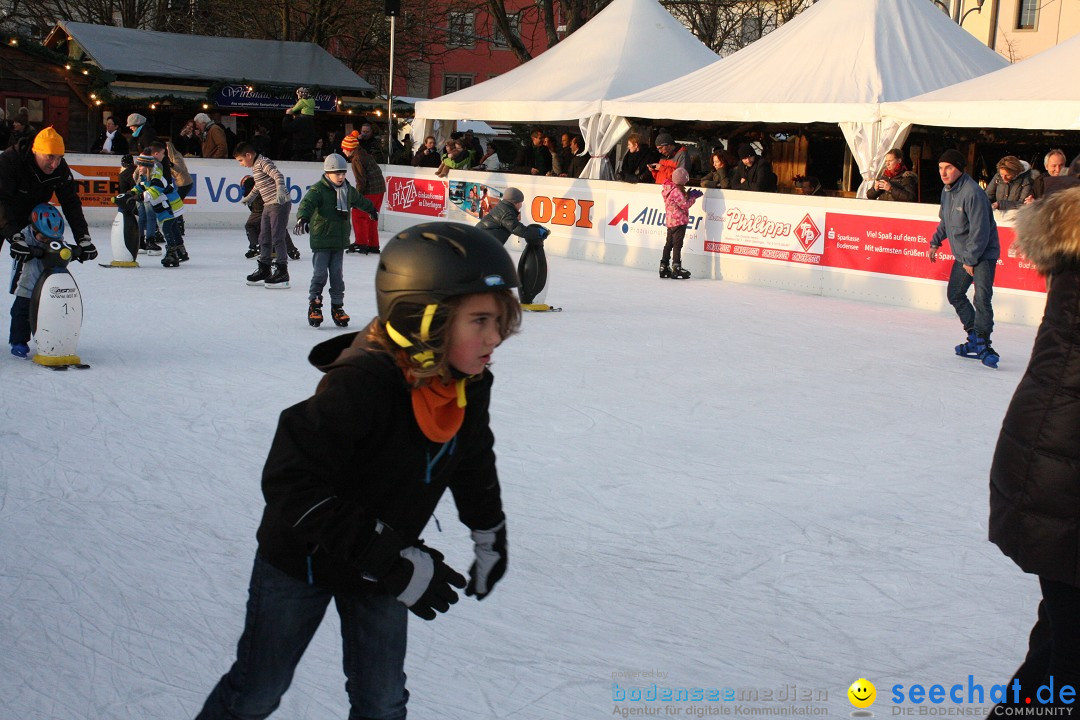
[293,217,309,235]
[9,233,31,260]
[382,544,466,620]
[929,245,939,263]
[77,237,98,262]
[368,210,378,222]
[465,520,507,600]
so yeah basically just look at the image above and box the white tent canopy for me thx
[412,0,718,178]
[882,33,1080,130]
[602,0,1009,195]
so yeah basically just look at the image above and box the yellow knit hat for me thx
[32,127,65,155]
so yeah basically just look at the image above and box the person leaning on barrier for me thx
[866,148,918,202]
[616,133,658,184]
[986,155,1034,212]
[730,143,777,193]
[1030,149,1071,202]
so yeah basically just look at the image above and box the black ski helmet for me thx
[376,222,518,367]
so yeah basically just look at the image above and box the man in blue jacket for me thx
[929,149,1001,368]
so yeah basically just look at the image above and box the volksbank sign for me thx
[213,85,337,112]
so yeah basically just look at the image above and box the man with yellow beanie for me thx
[0,126,96,259]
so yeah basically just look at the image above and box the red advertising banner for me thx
[385,176,448,217]
[822,212,1044,293]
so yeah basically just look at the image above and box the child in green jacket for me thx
[293,153,377,327]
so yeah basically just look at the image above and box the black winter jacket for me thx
[731,157,777,192]
[255,330,505,595]
[989,186,1080,587]
[0,141,90,242]
[476,199,527,243]
[618,148,659,184]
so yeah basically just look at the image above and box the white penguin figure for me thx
[10,204,88,367]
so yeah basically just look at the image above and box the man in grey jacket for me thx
[929,149,1001,368]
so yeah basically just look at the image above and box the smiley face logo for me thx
[848,678,876,708]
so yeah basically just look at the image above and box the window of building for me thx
[443,74,474,95]
[5,97,45,124]
[1017,0,1038,29]
[739,15,763,45]
[447,12,475,47]
[492,12,521,48]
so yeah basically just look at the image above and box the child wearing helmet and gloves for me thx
[8,204,88,357]
[293,153,378,327]
[194,222,521,720]
[476,187,549,246]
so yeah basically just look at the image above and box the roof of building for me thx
[45,21,373,93]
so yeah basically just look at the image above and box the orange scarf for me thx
[410,376,467,443]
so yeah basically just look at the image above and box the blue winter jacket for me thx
[930,172,999,266]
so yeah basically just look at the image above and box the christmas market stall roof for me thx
[882,32,1080,130]
[44,21,374,93]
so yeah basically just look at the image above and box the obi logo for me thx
[530,196,594,228]
[794,213,821,251]
[608,204,704,233]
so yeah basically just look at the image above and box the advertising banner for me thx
[604,193,707,249]
[822,212,1043,292]
[699,196,826,265]
[385,176,448,218]
[213,85,337,112]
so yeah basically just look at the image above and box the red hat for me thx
[341,131,360,152]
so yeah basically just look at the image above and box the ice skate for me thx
[10,342,29,358]
[144,234,162,256]
[265,264,290,289]
[331,305,350,327]
[175,244,189,262]
[671,262,691,279]
[308,297,323,327]
[659,262,672,279]
[955,330,981,358]
[978,336,999,369]
[246,261,271,286]
[160,246,181,267]
[288,247,301,261]
[244,247,259,259]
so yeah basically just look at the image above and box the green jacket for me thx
[297,176,376,251]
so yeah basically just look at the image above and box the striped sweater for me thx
[252,154,288,204]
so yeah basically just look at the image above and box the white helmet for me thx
[323,153,348,173]
[296,87,311,99]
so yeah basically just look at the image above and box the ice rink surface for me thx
[1,226,1042,719]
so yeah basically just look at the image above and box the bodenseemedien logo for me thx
[849,678,877,716]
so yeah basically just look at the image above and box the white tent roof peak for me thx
[603,0,1009,124]
[882,32,1080,130]
[413,0,718,123]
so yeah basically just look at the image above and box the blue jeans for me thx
[946,258,995,338]
[138,201,156,240]
[309,250,345,305]
[195,554,409,720]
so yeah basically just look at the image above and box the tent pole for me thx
[388,14,396,164]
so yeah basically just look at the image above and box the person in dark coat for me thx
[0,127,93,256]
[986,155,1034,212]
[90,116,129,156]
[617,133,658,184]
[988,185,1080,711]
[476,187,530,245]
[412,135,442,168]
[193,223,521,720]
[126,113,158,154]
[866,148,918,202]
[731,143,777,192]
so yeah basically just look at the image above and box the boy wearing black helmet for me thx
[195,222,521,720]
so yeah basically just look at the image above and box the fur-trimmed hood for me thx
[1013,185,1080,276]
